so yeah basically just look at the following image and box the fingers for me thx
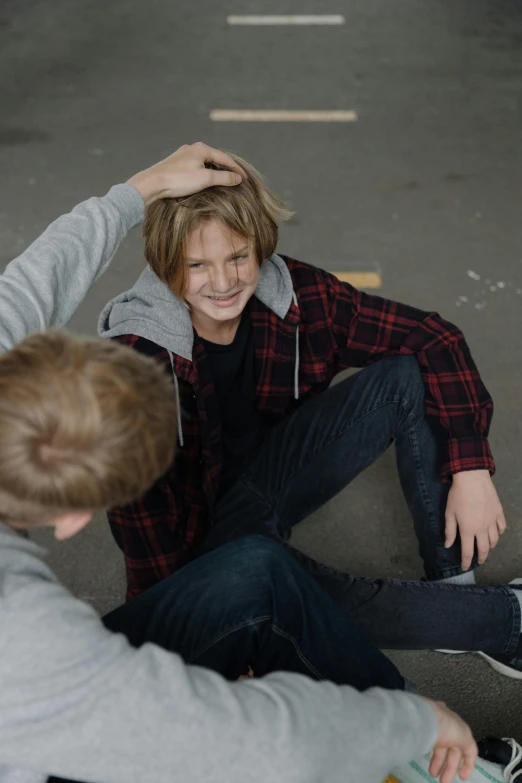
[429,742,477,783]
[497,511,507,535]
[423,697,477,783]
[203,169,243,188]
[460,533,475,572]
[488,525,499,550]
[430,747,448,779]
[440,747,463,783]
[191,141,248,179]
[459,741,478,780]
[445,514,458,549]
[475,532,490,565]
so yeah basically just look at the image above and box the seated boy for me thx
[99,151,522,677]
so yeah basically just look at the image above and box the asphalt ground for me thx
[1,0,522,743]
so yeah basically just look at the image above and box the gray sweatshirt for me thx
[0,184,438,783]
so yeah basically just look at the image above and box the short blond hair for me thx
[0,330,177,525]
[144,151,293,297]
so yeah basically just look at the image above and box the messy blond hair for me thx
[0,330,177,526]
[144,151,293,297]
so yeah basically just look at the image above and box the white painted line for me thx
[210,110,358,122]
[332,272,382,288]
[227,15,345,25]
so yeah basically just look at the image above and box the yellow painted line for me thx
[227,15,345,25]
[210,110,358,123]
[332,272,382,288]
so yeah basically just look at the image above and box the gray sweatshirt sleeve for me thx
[0,184,144,353]
[0,528,438,783]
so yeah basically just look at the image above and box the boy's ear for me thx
[54,511,93,541]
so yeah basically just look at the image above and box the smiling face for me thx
[143,151,294,337]
[183,219,260,335]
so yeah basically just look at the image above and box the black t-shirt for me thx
[201,314,271,497]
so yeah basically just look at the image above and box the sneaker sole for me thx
[434,649,522,679]
[477,651,522,680]
[435,649,466,654]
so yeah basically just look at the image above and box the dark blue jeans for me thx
[103,535,404,691]
[199,357,520,655]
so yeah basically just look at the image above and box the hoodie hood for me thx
[98,254,295,362]
[98,254,301,448]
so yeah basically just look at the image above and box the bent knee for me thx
[215,535,289,582]
[379,355,424,398]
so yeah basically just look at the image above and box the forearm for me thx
[4,634,438,783]
[325,275,494,474]
[412,333,494,477]
[0,526,438,783]
[0,142,247,354]
[0,184,144,353]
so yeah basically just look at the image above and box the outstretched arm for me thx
[0,142,245,353]
[0,524,451,783]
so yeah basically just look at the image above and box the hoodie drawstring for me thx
[168,351,184,447]
[292,292,300,400]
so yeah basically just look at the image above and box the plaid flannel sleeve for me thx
[323,272,495,480]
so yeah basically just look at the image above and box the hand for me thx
[127,142,247,206]
[421,697,477,783]
[445,470,506,571]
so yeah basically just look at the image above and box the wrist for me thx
[414,696,442,754]
[451,469,490,485]
[126,170,167,207]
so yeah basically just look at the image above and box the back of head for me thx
[0,330,177,526]
[144,151,294,296]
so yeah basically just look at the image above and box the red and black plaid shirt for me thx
[110,257,494,599]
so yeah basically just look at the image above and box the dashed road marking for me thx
[331,272,382,288]
[210,110,358,122]
[227,15,345,25]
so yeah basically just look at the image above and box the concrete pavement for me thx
[1,0,522,741]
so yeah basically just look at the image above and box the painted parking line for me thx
[227,15,345,25]
[331,272,382,288]
[210,110,358,122]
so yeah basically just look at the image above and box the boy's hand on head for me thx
[127,142,247,206]
[445,470,506,571]
[420,698,477,783]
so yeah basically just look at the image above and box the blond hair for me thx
[144,152,293,297]
[0,330,177,525]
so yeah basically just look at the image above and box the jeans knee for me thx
[381,355,424,404]
[215,535,288,586]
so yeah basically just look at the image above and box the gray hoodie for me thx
[98,253,296,362]
[0,184,438,783]
[97,253,301,447]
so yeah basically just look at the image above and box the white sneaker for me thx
[478,736,522,782]
[504,738,522,782]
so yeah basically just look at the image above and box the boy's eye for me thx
[231,254,247,262]
[188,262,204,269]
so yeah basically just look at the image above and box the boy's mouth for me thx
[205,291,242,307]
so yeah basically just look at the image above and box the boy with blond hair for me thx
[0,142,478,783]
[99,151,522,680]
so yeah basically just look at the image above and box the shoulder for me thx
[278,255,351,314]
[280,255,328,286]
[279,255,346,295]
